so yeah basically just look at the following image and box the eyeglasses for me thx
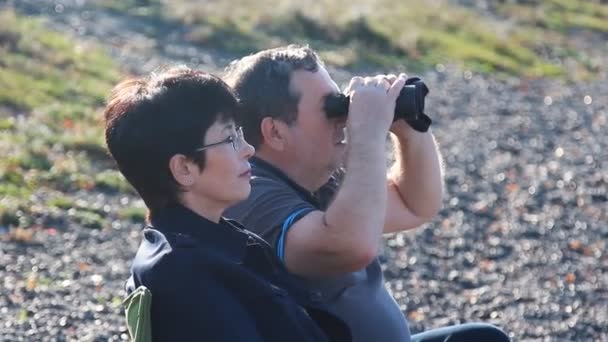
[195,126,245,152]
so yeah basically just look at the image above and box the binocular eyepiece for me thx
[324,77,432,133]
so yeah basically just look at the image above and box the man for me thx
[224,45,509,341]
[105,67,350,341]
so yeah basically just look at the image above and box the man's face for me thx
[287,65,346,189]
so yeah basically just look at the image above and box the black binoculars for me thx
[323,77,432,132]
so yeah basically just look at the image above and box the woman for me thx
[103,67,349,341]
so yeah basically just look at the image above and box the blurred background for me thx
[1,0,607,341]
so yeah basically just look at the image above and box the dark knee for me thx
[466,323,510,341]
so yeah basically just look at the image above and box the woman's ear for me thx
[260,117,289,151]
[168,154,198,187]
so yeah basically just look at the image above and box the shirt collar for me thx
[150,204,249,263]
[250,156,319,206]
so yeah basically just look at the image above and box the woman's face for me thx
[190,119,255,210]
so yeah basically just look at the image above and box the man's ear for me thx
[168,154,198,187]
[260,117,289,151]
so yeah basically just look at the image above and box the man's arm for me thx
[283,75,406,278]
[383,120,444,234]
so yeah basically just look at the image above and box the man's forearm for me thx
[389,122,444,219]
[323,134,388,258]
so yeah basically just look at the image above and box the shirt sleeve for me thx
[224,177,316,258]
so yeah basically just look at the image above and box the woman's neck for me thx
[178,193,226,223]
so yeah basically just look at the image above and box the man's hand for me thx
[344,74,407,143]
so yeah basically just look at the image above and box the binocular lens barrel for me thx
[324,77,432,132]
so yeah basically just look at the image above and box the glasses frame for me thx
[194,126,244,152]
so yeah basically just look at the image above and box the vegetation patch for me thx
[0,9,144,230]
[97,0,608,78]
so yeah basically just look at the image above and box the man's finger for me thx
[345,76,365,93]
[387,74,407,101]
[385,74,397,84]
[363,76,378,86]
[372,75,390,89]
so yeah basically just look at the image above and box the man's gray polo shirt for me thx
[225,157,411,342]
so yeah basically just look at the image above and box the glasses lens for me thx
[231,138,238,151]
[232,127,243,151]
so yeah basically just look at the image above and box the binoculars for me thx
[324,77,432,132]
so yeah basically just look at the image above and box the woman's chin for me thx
[240,187,251,201]
[231,185,251,204]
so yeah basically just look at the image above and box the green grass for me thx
[497,0,608,33]
[119,206,148,222]
[3,0,608,226]
[0,9,143,229]
[96,0,607,79]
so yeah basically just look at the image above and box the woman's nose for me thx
[241,140,255,159]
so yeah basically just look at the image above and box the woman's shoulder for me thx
[130,228,209,288]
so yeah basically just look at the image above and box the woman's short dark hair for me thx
[104,66,238,216]
[223,45,322,148]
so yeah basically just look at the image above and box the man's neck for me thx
[255,149,322,192]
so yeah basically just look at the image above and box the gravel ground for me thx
[1,1,607,341]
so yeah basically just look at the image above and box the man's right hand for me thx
[344,74,407,142]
